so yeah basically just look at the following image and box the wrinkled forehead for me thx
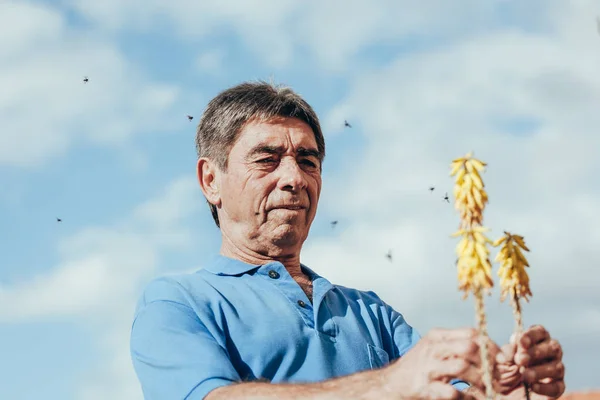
[233,117,319,156]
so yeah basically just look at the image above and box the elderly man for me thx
[130,82,565,399]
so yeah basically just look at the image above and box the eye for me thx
[300,158,320,169]
[257,157,277,164]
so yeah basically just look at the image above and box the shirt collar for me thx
[202,254,322,280]
[202,254,261,275]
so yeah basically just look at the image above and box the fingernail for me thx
[521,336,531,348]
[496,352,506,363]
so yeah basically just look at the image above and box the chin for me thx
[270,229,305,248]
[271,233,300,246]
[265,245,298,258]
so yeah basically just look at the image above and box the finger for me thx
[494,362,521,392]
[422,381,477,400]
[433,334,500,368]
[523,361,565,384]
[529,339,563,366]
[433,338,482,367]
[434,340,488,367]
[427,327,478,341]
[516,338,562,367]
[495,363,520,381]
[496,343,516,364]
[531,380,566,398]
[519,325,550,350]
[429,358,485,394]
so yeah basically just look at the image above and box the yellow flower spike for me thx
[513,235,530,251]
[492,236,507,247]
[472,189,484,209]
[450,229,467,237]
[493,231,533,400]
[470,169,484,190]
[470,158,487,172]
[450,161,463,176]
[494,231,532,304]
[450,152,495,400]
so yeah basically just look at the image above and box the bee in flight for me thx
[385,250,392,262]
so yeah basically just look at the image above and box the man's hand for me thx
[495,325,566,399]
[493,342,523,395]
[383,327,499,400]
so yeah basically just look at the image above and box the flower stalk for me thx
[493,231,533,400]
[450,151,496,400]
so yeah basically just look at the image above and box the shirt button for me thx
[268,270,280,279]
[297,300,306,308]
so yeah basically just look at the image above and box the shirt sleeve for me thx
[387,303,471,391]
[130,278,241,400]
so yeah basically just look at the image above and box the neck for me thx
[220,235,305,278]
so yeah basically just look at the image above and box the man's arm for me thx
[463,385,486,400]
[206,363,396,400]
[130,278,244,399]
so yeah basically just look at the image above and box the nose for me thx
[277,158,308,192]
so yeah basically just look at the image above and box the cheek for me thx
[221,179,240,201]
[250,178,277,208]
[310,175,322,199]
[221,174,251,208]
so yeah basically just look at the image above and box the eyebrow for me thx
[246,145,321,161]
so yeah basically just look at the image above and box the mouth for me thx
[273,205,306,211]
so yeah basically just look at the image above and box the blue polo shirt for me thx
[130,255,469,399]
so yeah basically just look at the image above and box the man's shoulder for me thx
[135,269,212,312]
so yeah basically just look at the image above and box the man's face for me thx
[217,117,322,255]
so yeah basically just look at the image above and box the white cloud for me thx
[0,0,182,168]
[302,0,600,390]
[0,175,203,398]
[76,318,146,400]
[132,176,201,229]
[58,0,566,72]
[195,49,227,75]
[63,0,299,68]
[0,176,200,323]
[4,0,600,397]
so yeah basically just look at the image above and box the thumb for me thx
[496,343,516,364]
[509,332,519,344]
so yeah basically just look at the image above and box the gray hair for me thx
[195,80,325,228]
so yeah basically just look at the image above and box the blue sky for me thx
[2,1,600,398]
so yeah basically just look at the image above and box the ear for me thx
[197,158,222,207]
